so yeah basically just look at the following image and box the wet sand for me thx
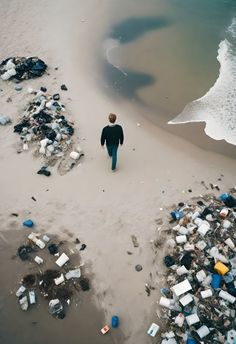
[0,230,124,344]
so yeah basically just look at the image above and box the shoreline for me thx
[0,1,236,343]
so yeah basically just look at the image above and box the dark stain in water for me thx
[103,63,155,102]
[0,230,124,344]
[110,16,170,43]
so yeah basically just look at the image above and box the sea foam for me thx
[169,19,236,146]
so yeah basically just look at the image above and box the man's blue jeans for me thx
[106,145,118,170]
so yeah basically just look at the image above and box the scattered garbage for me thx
[14,231,90,319]
[13,89,83,174]
[0,57,47,81]
[135,264,143,272]
[60,84,68,91]
[101,325,110,335]
[0,115,11,125]
[111,315,119,328]
[49,299,65,319]
[23,219,34,228]
[147,323,160,337]
[131,234,139,247]
[155,191,236,343]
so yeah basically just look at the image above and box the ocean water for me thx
[103,0,236,146]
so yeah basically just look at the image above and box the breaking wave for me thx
[169,18,236,146]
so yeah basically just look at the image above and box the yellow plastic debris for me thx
[214,261,229,276]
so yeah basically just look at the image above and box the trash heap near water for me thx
[15,222,89,319]
[156,192,236,344]
[0,57,47,81]
[13,89,83,174]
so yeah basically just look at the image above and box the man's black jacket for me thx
[101,125,124,146]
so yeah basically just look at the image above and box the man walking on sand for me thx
[101,113,124,171]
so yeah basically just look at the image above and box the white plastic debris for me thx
[183,243,195,251]
[175,313,185,327]
[55,253,69,267]
[196,240,207,250]
[176,235,187,244]
[196,325,210,338]
[1,68,16,80]
[147,323,160,337]
[42,235,50,242]
[179,294,193,306]
[223,220,232,229]
[70,151,80,160]
[34,256,44,265]
[29,291,36,304]
[225,238,235,250]
[219,290,236,304]
[65,268,81,280]
[172,279,192,297]
[0,116,11,125]
[54,274,65,286]
[176,265,188,276]
[196,270,207,282]
[19,296,28,311]
[159,297,172,308]
[197,222,210,236]
[16,286,26,297]
[200,289,213,299]
[186,313,200,326]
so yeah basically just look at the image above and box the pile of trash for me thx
[15,225,89,319]
[0,57,47,81]
[153,192,236,343]
[14,89,83,174]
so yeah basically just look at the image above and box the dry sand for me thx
[0,1,236,343]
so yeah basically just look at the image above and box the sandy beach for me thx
[0,1,236,343]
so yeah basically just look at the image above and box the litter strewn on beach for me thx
[0,57,47,81]
[15,231,89,319]
[13,89,84,174]
[153,191,236,343]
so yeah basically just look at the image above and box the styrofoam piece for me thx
[219,290,236,303]
[179,293,193,306]
[200,289,213,299]
[176,265,188,276]
[70,151,80,160]
[16,285,26,297]
[202,275,212,287]
[196,325,210,339]
[5,60,16,70]
[196,270,207,282]
[54,274,65,285]
[209,247,228,263]
[34,256,44,264]
[197,222,210,236]
[43,235,50,242]
[172,279,192,297]
[29,291,36,304]
[55,253,69,267]
[147,323,160,337]
[176,235,187,244]
[225,238,235,250]
[65,268,81,280]
[28,232,38,244]
[186,313,200,326]
[196,240,207,250]
[19,296,28,311]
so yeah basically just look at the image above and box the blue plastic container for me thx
[211,273,222,289]
[170,210,184,221]
[23,219,34,228]
[111,315,119,328]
